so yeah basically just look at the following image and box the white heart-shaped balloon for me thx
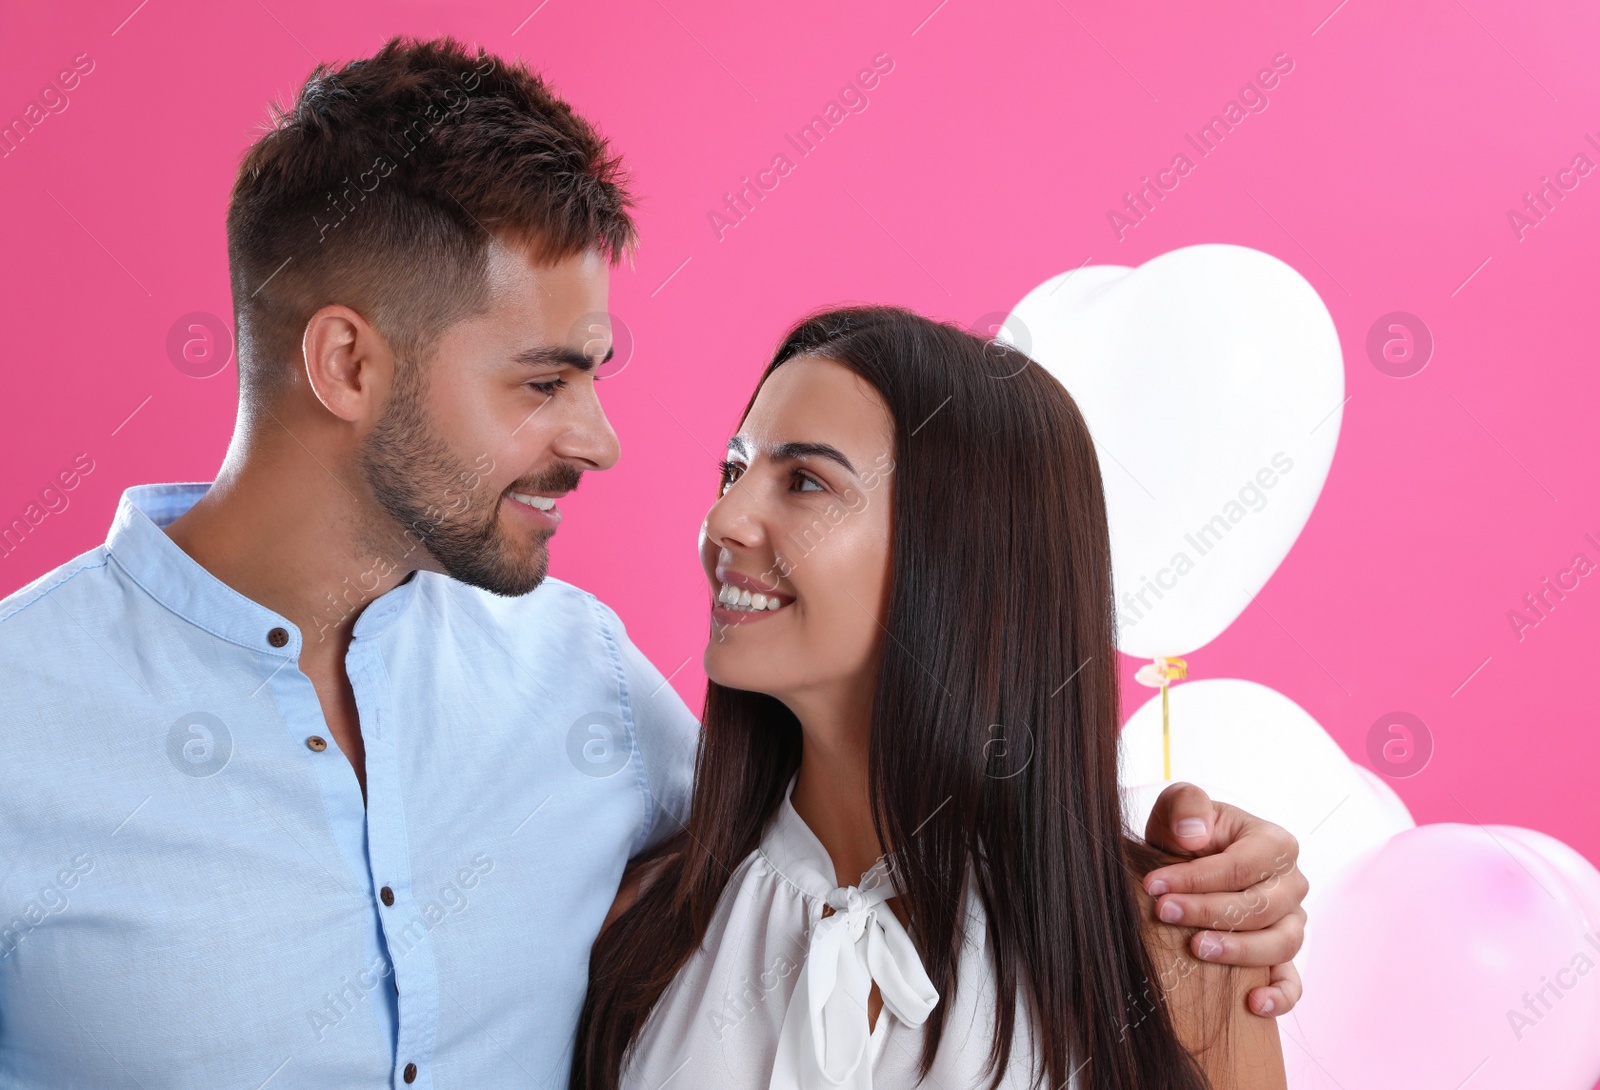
[1007,244,1343,657]
[1118,678,1411,912]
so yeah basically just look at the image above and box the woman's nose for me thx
[704,473,764,550]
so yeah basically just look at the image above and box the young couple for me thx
[0,37,1302,1090]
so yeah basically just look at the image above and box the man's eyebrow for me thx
[511,343,615,372]
[725,435,857,476]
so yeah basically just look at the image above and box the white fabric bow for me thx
[770,881,940,1089]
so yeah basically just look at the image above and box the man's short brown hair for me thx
[225,35,636,407]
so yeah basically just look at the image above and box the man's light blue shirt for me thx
[0,483,700,1089]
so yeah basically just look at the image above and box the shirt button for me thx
[267,627,289,647]
[380,886,395,906]
[403,1062,418,1083]
[306,736,328,752]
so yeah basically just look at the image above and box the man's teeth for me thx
[717,582,784,612]
[509,492,556,511]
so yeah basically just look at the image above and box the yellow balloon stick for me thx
[1136,656,1189,781]
[1162,679,1172,781]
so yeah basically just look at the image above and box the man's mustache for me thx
[505,462,583,497]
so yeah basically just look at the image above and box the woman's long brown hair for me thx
[572,306,1214,1090]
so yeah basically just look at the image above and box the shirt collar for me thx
[104,482,422,656]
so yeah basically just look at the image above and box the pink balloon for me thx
[1289,824,1600,1090]
[1489,825,1600,933]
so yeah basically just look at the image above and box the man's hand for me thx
[1142,781,1308,1019]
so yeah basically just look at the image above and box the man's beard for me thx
[358,370,579,597]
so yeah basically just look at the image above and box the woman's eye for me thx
[794,471,824,493]
[718,460,744,493]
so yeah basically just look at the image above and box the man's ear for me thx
[302,304,394,423]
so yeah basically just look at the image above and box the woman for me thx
[573,306,1286,1089]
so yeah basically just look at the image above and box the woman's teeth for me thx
[717,582,784,612]
[509,492,555,511]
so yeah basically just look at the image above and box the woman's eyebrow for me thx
[774,441,856,475]
[725,436,858,476]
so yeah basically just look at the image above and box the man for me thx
[0,36,1305,1088]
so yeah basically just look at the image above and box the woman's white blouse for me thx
[621,776,1075,1089]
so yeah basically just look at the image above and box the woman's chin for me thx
[702,647,777,698]
[701,651,744,691]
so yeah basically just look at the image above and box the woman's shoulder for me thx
[599,830,794,938]
[600,844,682,933]
[1125,839,1285,1089]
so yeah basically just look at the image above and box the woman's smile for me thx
[711,567,795,624]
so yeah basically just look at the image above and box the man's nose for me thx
[557,380,620,471]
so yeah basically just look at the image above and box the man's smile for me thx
[505,489,564,528]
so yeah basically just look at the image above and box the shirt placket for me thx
[348,637,440,1089]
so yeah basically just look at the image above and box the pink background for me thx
[2,0,1595,956]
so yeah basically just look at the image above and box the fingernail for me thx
[1197,933,1223,959]
[1158,900,1183,923]
[1258,997,1275,1014]
[1177,818,1207,838]
[1147,878,1169,896]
